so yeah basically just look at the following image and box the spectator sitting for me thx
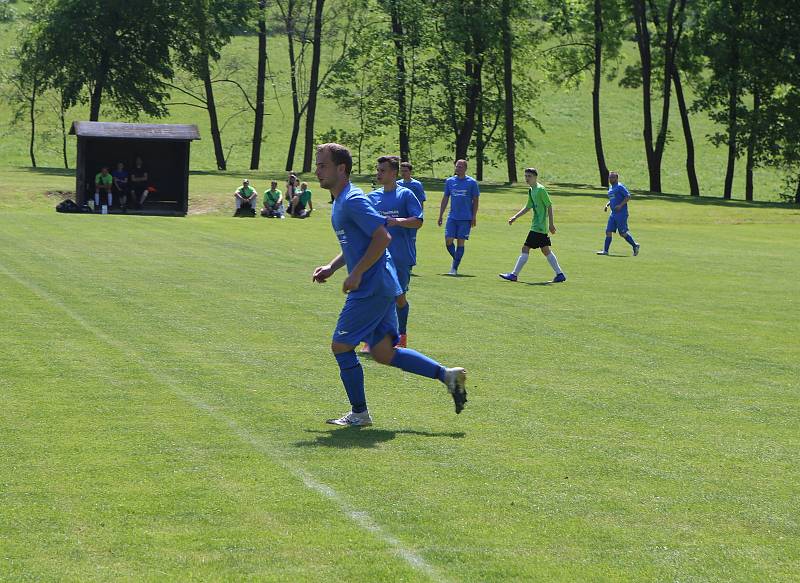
[111,161,130,212]
[261,181,284,218]
[289,181,313,218]
[234,179,258,215]
[130,156,149,208]
[94,166,113,211]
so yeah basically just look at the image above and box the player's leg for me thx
[370,332,468,415]
[445,217,457,260]
[598,216,615,254]
[541,245,566,282]
[619,222,640,254]
[500,243,531,282]
[395,265,411,347]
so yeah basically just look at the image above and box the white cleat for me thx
[448,268,458,276]
[443,367,468,414]
[326,410,373,427]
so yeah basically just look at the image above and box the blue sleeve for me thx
[404,189,423,220]
[444,178,451,197]
[347,194,388,237]
[417,182,427,202]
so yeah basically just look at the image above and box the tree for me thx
[250,0,269,170]
[27,0,177,122]
[172,0,253,170]
[544,0,625,187]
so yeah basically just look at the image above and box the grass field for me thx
[1,168,799,580]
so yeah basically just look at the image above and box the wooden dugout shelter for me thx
[70,121,201,216]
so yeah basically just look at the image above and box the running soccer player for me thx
[499,168,566,283]
[370,155,423,349]
[312,143,467,426]
[597,171,640,256]
[438,159,480,276]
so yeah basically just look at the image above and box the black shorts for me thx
[524,230,552,249]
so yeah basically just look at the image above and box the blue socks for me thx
[453,246,465,270]
[604,236,612,253]
[624,233,637,247]
[397,302,409,335]
[335,351,367,413]
[446,243,456,258]
[390,348,446,382]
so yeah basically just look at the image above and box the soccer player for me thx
[312,143,467,426]
[261,180,284,218]
[234,179,258,214]
[499,168,566,283]
[94,166,113,211]
[597,171,640,256]
[398,162,427,208]
[369,155,423,349]
[111,162,130,211]
[438,159,479,275]
[130,156,149,208]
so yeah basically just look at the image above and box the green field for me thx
[1,168,799,580]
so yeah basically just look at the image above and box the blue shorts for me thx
[606,214,629,234]
[395,265,412,293]
[445,217,472,240]
[332,294,399,347]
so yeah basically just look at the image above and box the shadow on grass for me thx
[294,427,466,448]
[438,273,477,278]
[23,167,75,177]
[551,181,795,210]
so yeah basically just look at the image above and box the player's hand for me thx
[312,264,334,283]
[437,217,443,227]
[603,205,608,212]
[549,224,557,234]
[615,204,622,211]
[386,217,398,227]
[508,216,516,225]
[471,218,477,227]
[342,272,362,294]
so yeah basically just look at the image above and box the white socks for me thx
[512,253,529,275]
[546,252,563,275]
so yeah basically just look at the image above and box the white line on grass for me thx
[0,261,449,583]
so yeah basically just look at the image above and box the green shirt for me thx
[95,172,113,186]
[236,185,256,198]
[264,189,281,205]
[299,189,312,206]
[526,184,552,233]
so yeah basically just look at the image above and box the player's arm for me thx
[615,195,631,211]
[547,205,557,234]
[388,216,422,229]
[313,253,345,283]
[471,196,479,227]
[437,194,449,226]
[342,226,391,293]
[388,194,423,229]
[508,205,530,225]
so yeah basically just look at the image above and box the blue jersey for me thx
[608,183,630,217]
[331,183,401,299]
[369,186,423,268]
[444,175,480,220]
[111,170,129,182]
[397,178,426,204]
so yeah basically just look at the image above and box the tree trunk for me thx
[476,87,484,181]
[795,174,800,205]
[29,82,36,168]
[89,50,109,121]
[672,67,699,195]
[632,0,660,192]
[202,55,227,171]
[592,0,608,187]
[723,6,741,200]
[745,83,760,201]
[501,0,517,183]
[60,92,69,169]
[302,0,325,173]
[389,3,410,162]
[652,0,679,191]
[250,0,268,170]
[285,0,300,171]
